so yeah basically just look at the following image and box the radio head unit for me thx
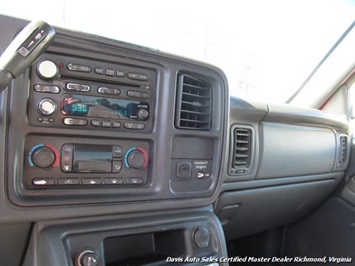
[60,94,149,121]
[27,54,155,132]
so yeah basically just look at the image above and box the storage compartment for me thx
[257,123,336,179]
[215,178,341,239]
[104,230,186,266]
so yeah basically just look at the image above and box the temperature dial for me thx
[32,147,56,168]
[38,98,56,115]
[125,147,148,169]
[37,60,58,79]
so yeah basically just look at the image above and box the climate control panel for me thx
[23,135,150,189]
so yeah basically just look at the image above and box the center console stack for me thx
[1,15,229,265]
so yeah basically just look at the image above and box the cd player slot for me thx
[60,75,141,88]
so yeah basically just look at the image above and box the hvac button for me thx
[58,178,79,185]
[32,178,55,186]
[125,177,143,184]
[112,146,123,158]
[82,178,102,185]
[104,177,123,185]
[112,161,122,173]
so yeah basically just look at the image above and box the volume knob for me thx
[38,98,56,115]
[37,60,58,79]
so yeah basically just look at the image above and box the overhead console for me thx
[0,15,228,210]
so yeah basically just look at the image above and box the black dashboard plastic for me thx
[0,14,352,266]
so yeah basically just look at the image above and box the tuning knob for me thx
[37,60,58,79]
[137,109,149,120]
[32,146,56,168]
[125,147,148,169]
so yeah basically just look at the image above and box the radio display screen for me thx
[60,94,149,120]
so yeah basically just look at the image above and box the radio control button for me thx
[98,87,120,95]
[67,63,91,73]
[112,146,123,158]
[102,120,112,128]
[38,98,56,116]
[82,178,102,185]
[63,118,88,126]
[105,69,115,76]
[127,90,148,98]
[104,177,123,185]
[58,178,79,185]
[65,83,91,92]
[95,67,104,75]
[91,119,101,127]
[112,121,122,128]
[125,177,143,185]
[112,160,123,173]
[128,73,148,81]
[34,84,60,93]
[32,178,55,186]
[37,60,58,79]
[116,70,125,77]
[124,122,145,130]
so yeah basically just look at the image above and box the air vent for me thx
[175,74,212,130]
[232,128,252,168]
[338,135,348,165]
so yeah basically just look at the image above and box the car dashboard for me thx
[0,15,351,266]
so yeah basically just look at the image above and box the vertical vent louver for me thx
[175,74,212,130]
[232,128,252,168]
[339,135,348,164]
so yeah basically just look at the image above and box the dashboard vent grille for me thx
[232,128,251,168]
[339,135,348,164]
[175,74,212,130]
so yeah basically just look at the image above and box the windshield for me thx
[1,0,354,103]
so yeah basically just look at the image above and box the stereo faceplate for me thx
[28,54,155,132]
